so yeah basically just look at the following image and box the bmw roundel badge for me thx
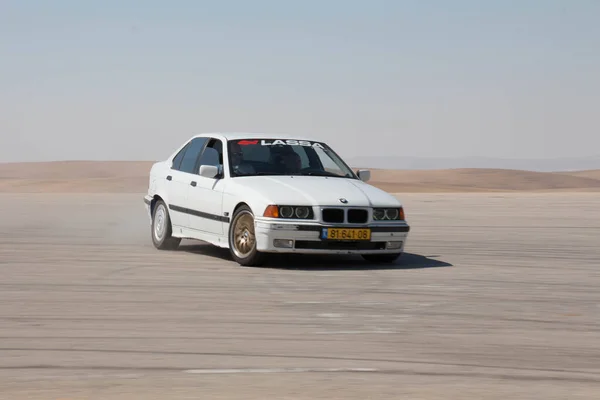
[339,198,348,204]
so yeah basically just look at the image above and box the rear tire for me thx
[228,205,267,266]
[151,200,181,250]
[361,253,402,263]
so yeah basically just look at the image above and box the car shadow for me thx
[176,241,453,271]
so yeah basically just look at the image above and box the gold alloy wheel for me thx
[231,210,256,259]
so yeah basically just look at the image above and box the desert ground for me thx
[1,162,600,399]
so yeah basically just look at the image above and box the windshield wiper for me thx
[299,171,341,177]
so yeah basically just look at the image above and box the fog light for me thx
[273,239,294,248]
[271,224,299,231]
[386,241,403,250]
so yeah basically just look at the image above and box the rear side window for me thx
[178,137,208,174]
[171,144,189,170]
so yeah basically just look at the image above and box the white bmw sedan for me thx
[144,133,410,266]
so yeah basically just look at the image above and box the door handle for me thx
[166,175,172,181]
[190,181,197,187]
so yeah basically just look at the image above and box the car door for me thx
[162,142,190,228]
[168,136,209,229]
[185,137,227,235]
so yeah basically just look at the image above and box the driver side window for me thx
[198,138,224,176]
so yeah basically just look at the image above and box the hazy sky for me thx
[1,0,599,162]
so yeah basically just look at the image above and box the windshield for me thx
[227,139,357,179]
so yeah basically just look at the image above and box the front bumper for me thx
[254,219,410,254]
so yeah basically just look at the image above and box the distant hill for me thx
[1,161,600,193]
[347,155,600,172]
[558,169,600,180]
[0,160,154,180]
[369,168,600,192]
[0,161,154,193]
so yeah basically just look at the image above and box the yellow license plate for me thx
[322,228,371,240]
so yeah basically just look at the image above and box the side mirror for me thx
[196,147,221,179]
[199,164,219,179]
[357,169,371,182]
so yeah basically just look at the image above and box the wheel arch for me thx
[232,201,251,215]
[229,200,269,225]
[150,194,167,216]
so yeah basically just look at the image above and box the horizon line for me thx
[0,159,598,174]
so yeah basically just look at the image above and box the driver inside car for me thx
[229,142,255,175]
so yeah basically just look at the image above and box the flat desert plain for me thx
[1,161,600,399]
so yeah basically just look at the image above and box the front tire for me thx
[361,253,402,263]
[228,205,266,266]
[151,200,181,250]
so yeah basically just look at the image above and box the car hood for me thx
[232,175,401,207]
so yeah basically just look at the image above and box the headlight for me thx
[373,208,385,220]
[295,206,310,219]
[373,207,405,221]
[279,206,294,218]
[263,205,314,219]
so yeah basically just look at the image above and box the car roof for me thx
[189,132,323,142]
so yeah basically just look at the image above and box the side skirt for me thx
[171,224,230,249]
